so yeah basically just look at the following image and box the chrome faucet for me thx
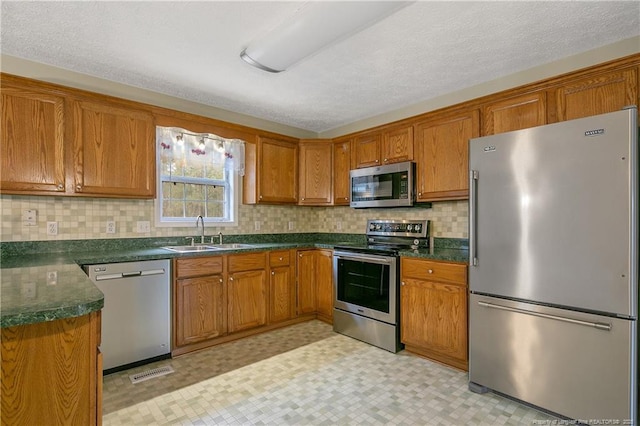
[195,215,205,244]
[218,231,223,245]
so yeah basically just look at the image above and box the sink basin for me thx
[208,243,256,249]
[162,243,256,253]
[162,245,221,253]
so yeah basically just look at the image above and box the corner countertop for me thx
[0,235,468,328]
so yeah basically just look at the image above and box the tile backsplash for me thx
[1,195,468,242]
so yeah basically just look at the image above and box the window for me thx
[155,127,245,226]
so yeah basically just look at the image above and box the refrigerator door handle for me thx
[469,169,479,266]
[477,301,612,331]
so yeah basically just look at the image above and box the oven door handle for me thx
[333,251,394,264]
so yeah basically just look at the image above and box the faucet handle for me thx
[185,237,195,246]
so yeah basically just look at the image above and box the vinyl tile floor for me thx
[102,320,556,425]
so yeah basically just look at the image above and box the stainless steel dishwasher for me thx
[84,259,171,374]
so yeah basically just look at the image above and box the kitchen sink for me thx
[162,243,256,253]
[208,243,256,249]
[162,245,221,253]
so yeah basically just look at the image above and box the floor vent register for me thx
[129,365,175,384]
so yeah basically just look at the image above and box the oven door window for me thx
[336,258,390,313]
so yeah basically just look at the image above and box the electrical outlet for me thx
[336,221,342,231]
[106,221,116,234]
[21,282,36,299]
[46,271,58,285]
[47,221,58,235]
[136,221,150,233]
[254,221,261,231]
[23,209,37,226]
[288,221,295,231]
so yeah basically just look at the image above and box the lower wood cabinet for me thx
[296,249,333,323]
[227,252,268,333]
[269,250,296,324]
[173,256,226,347]
[1,311,102,426]
[400,257,468,370]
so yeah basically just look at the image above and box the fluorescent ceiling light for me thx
[240,1,411,73]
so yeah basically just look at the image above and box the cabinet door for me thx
[296,251,317,315]
[269,266,295,323]
[400,278,468,369]
[299,141,333,205]
[414,109,479,201]
[71,100,155,198]
[315,249,334,321]
[1,85,66,193]
[555,68,638,121]
[353,133,381,168]
[258,136,298,203]
[174,275,226,347]
[482,92,547,135]
[382,125,413,164]
[332,138,351,205]
[228,270,267,333]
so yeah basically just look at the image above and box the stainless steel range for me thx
[333,219,430,352]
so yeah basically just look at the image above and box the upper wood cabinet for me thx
[299,139,333,206]
[352,124,414,169]
[553,68,638,122]
[70,99,155,198]
[482,92,547,136]
[1,83,66,194]
[382,125,413,164]
[332,137,351,205]
[0,75,156,198]
[414,109,479,202]
[248,136,298,204]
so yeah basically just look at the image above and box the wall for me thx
[0,195,467,242]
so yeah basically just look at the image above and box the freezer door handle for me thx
[477,301,612,331]
[469,169,479,267]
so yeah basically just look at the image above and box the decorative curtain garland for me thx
[156,126,245,176]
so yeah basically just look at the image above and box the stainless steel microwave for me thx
[350,161,415,208]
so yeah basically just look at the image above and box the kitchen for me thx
[1,2,640,425]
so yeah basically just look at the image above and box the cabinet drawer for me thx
[228,252,267,272]
[175,256,223,278]
[269,250,290,267]
[401,258,467,285]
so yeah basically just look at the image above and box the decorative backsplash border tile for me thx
[1,195,468,242]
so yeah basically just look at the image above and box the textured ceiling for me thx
[1,1,639,134]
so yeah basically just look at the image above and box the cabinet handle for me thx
[302,197,305,201]
[271,271,275,275]
[299,254,302,257]
[344,197,348,201]
[76,184,82,191]
[428,269,433,274]
[384,158,388,162]
[401,281,405,286]
[375,159,379,163]
[57,183,64,190]
[279,257,283,261]
[418,192,422,196]
[219,278,223,283]
[229,277,234,281]
[259,195,263,200]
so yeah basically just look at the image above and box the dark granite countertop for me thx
[1,234,468,328]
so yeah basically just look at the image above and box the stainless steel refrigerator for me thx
[468,107,638,424]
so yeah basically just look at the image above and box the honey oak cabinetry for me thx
[1,311,102,426]
[352,125,414,169]
[0,75,155,198]
[173,256,226,347]
[227,252,268,333]
[299,139,333,206]
[332,137,352,205]
[553,68,638,122]
[246,136,298,204]
[296,249,333,323]
[400,257,468,370]
[482,92,547,135]
[268,250,296,324]
[0,82,66,194]
[414,109,479,202]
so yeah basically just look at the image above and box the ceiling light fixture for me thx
[240,1,411,73]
